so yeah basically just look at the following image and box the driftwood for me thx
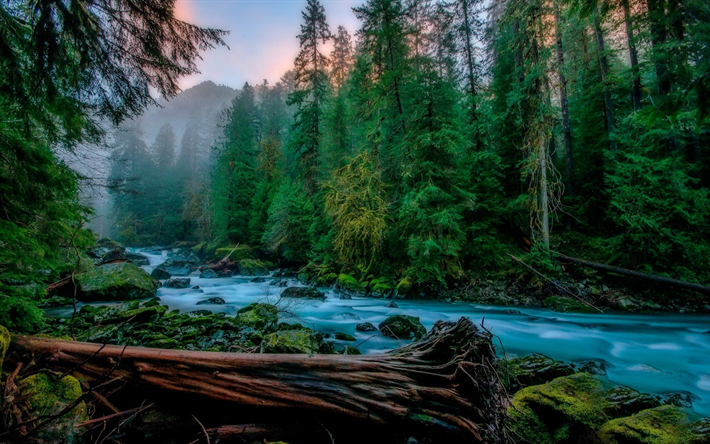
[556,253,710,295]
[8,318,505,443]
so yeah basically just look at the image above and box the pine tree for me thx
[330,26,354,91]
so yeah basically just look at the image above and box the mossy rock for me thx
[236,303,278,332]
[238,259,269,276]
[0,324,9,370]
[395,277,413,296]
[500,353,576,393]
[37,296,75,308]
[214,245,252,262]
[20,373,88,443]
[543,296,598,314]
[281,286,327,301]
[337,346,361,355]
[598,406,695,444]
[378,315,426,340]
[260,330,320,354]
[356,322,377,332]
[144,338,180,349]
[334,332,356,341]
[117,305,168,324]
[371,282,394,298]
[75,262,159,302]
[315,272,338,286]
[508,373,611,443]
[336,274,366,296]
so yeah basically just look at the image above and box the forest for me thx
[0,0,709,443]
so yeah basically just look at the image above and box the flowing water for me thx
[58,249,710,416]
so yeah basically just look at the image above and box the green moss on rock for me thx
[75,262,159,302]
[336,274,366,295]
[395,277,413,296]
[236,303,278,332]
[543,296,598,314]
[378,315,426,340]
[334,332,356,341]
[0,324,10,371]
[238,259,269,276]
[260,330,320,354]
[598,406,694,444]
[509,373,611,443]
[214,245,252,262]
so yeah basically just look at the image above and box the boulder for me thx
[337,346,361,355]
[199,268,218,279]
[260,330,320,354]
[151,268,172,280]
[101,247,126,262]
[543,296,598,314]
[604,386,662,417]
[281,286,327,301]
[74,262,159,302]
[335,274,366,297]
[395,277,413,297]
[272,268,297,278]
[270,279,288,287]
[335,332,356,341]
[500,353,576,393]
[125,252,150,266]
[370,279,394,298]
[163,278,191,289]
[196,297,226,305]
[156,258,201,276]
[37,296,75,308]
[356,322,378,332]
[378,315,426,340]
[250,276,267,283]
[238,259,269,276]
[235,303,278,332]
[386,301,399,308]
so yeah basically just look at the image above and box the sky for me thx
[174,0,365,90]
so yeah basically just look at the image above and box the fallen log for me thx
[9,318,505,443]
[555,253,710,295]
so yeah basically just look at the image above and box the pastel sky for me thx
[174,0,364,90]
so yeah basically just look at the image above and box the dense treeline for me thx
[109,0,710,292]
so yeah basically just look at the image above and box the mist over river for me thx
[50,248,710,417]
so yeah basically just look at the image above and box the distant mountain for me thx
[139,81,239,144]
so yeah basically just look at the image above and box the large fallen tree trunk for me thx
[555,253,710,295]
[9,318,505,443]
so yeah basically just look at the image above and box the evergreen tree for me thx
[331,26,354,91]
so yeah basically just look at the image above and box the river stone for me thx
[337,346,361,355]
[604,386,662,417]
[335,273,366,297]
[238,259,269,276]
[335,332,356,341]
[543,296,598,314]
[386,301,399,308]
[151,268,171,280]
[260,330,319,354]
[163,277,191,289]
[196,297,226,305]
[156,259,200,276]
[199,268,217,279]
[270,279,287,287]
[379,315,426,340]
[125,252,150,266]
[356,322,377,332]
[101,247,126,262]
[250,276,267,283]
[501,353,576,392]
[74,262,159,302]
[281,286,326,301]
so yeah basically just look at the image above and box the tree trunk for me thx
[553,1,575,197]
[647,0,671,96]
[540,133,550,249]
[593,10,617,152]
[8,318,506,444]
[621,0,642,111]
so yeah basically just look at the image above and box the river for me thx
[64,249,710,416]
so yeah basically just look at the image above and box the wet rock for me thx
[235,303,278,332]
[151,268,171,280]
[37,296,74,308]
[272,268,297,278]
[117,305,168,324]
[505,309,522,314]
[163,277,191,289]
[190,310,214,316]
[500,354,576,392]
[156,258,200,276]
[269,279,288,287]
[238,259,269,276]
[199,268,217,279]
[658,392,696,409]
[573,359,610,376]
[598,406,696,444]
[379,315,426,340]
[543,296,599,314]
[339,293,352,300]
[281,286,326,301]
[315,272,338,286]
[260,330,320,354]
[604,386,662,417]
[356,322,377,332]
[395,277,413,297]
[74,262,159,302]
[192,285,200,290]
[196,297,226,305]
[250,276,267,283]
[335,332,356,341]
[125,252,150,266]
[319,341,336,354]
[101,247,126,262]
[386,301,399,308]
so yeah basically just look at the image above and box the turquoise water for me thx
[85,250,710,416]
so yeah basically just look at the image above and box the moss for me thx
[337,346,361,355]
[598,406,694,444]
[395,277,413,296]
[75,262,159,302]
[499,353,575,393]
[378,315,426,340]
[371,282,394,297]
[337,274,366,294]
[509,373,611,443]
[543,296,598,314]
[315,272,338,286]
[214,245,252,261]
[118,305,168,323]
[236,303,278,332]
[260,330,320,354]
[144,338,180,349]
[20,373,88,443]
[238,259,269,276]
[0,324,9,371]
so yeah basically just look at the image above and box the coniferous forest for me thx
[1,0,710,443]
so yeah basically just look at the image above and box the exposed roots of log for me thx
[6,318,506,443]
